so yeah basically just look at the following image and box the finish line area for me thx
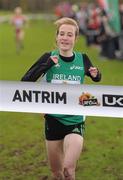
[0,80,123,118]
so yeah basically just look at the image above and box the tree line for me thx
[0,0,92,12]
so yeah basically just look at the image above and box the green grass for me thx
[0,19,123,180]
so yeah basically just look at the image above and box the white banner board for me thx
[0,81,123,118]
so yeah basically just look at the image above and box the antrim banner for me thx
[0,81,123,118]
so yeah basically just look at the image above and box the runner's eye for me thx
[67,32,74,37]
[59,32,65,36]
[68,34,73,37]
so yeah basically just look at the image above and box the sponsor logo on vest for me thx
[55,63,60,67]
[53,74,81,82]
[79,92,100,106]
[12,90,67,104]
[72,128,80,133]
[70,65,83,70]
[103,94,123,107]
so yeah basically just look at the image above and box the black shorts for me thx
[44,115,85,140]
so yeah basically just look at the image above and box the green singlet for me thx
[46,50,85,125]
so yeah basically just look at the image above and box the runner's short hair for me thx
[54,17,79,37]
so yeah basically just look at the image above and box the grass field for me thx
[0,18,123,180]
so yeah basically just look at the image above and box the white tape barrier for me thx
[0,81,123,118]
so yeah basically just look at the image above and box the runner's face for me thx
[15,7,22,15]
[56,24,76,53]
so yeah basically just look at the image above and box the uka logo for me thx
[103,94,123,107]
[79,92,100,106]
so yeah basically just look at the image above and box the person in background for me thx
[11,6,28,53]
[97,15,119,59]
[21,17,101,179]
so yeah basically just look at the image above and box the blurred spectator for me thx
[54,2,74,19]
[97,15,119,59]
[54,3,63,18]
[74,3,88,36]
[85,4,101,46]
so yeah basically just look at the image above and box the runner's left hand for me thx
[89,67,98,78]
